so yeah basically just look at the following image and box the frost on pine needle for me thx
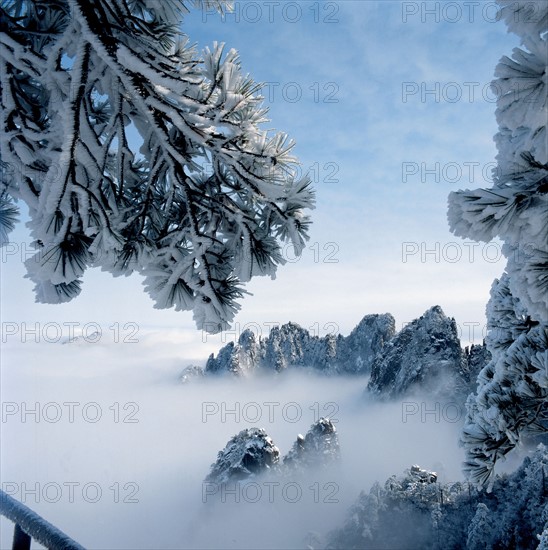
[0,0,314,332]
[447,0,548,487]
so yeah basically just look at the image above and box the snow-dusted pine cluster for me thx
[448,0,548,487]
[0,0,314,332]
[326,445,548,550]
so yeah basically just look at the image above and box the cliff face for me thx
[335,314,396,374]
[367,306,464,398]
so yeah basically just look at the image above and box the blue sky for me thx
[0,1,522,355]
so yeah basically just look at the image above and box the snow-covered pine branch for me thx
[0,0,314,332]
[447,0,548,487]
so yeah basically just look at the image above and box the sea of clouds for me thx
[1,333,469,549]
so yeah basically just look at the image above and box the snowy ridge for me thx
[187,306,490,400]
[204,313,395,376]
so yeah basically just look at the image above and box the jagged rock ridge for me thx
[185,306,491,401]
[204,418,340,486]
[204,313,395,376]
[283,418,340,473]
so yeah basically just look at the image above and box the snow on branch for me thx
[447,0,548,486]
[0,0,314,331]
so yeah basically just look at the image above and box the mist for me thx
[1,336,467,549]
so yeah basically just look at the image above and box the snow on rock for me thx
[202,313,395,376]
[179,365,204,384]
[204,329,260,376]
[282,418,340,472]
[461,343,492,391]
[367,306,464,399]
[204,420,341,487]
[408,464,438,484]
[204,428,280,485]
[196,306,489,401]
[336,313,396,374]
[262,322,317,372]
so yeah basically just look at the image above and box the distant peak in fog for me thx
[283,417,340,474]
[204,418,340,487]
[180,307,490,401]
[192,312,396,377]
[204,427,280,485]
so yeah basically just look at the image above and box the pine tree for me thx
[0,0,314,332]
[466,503,493,549]
[448,0,548,487]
